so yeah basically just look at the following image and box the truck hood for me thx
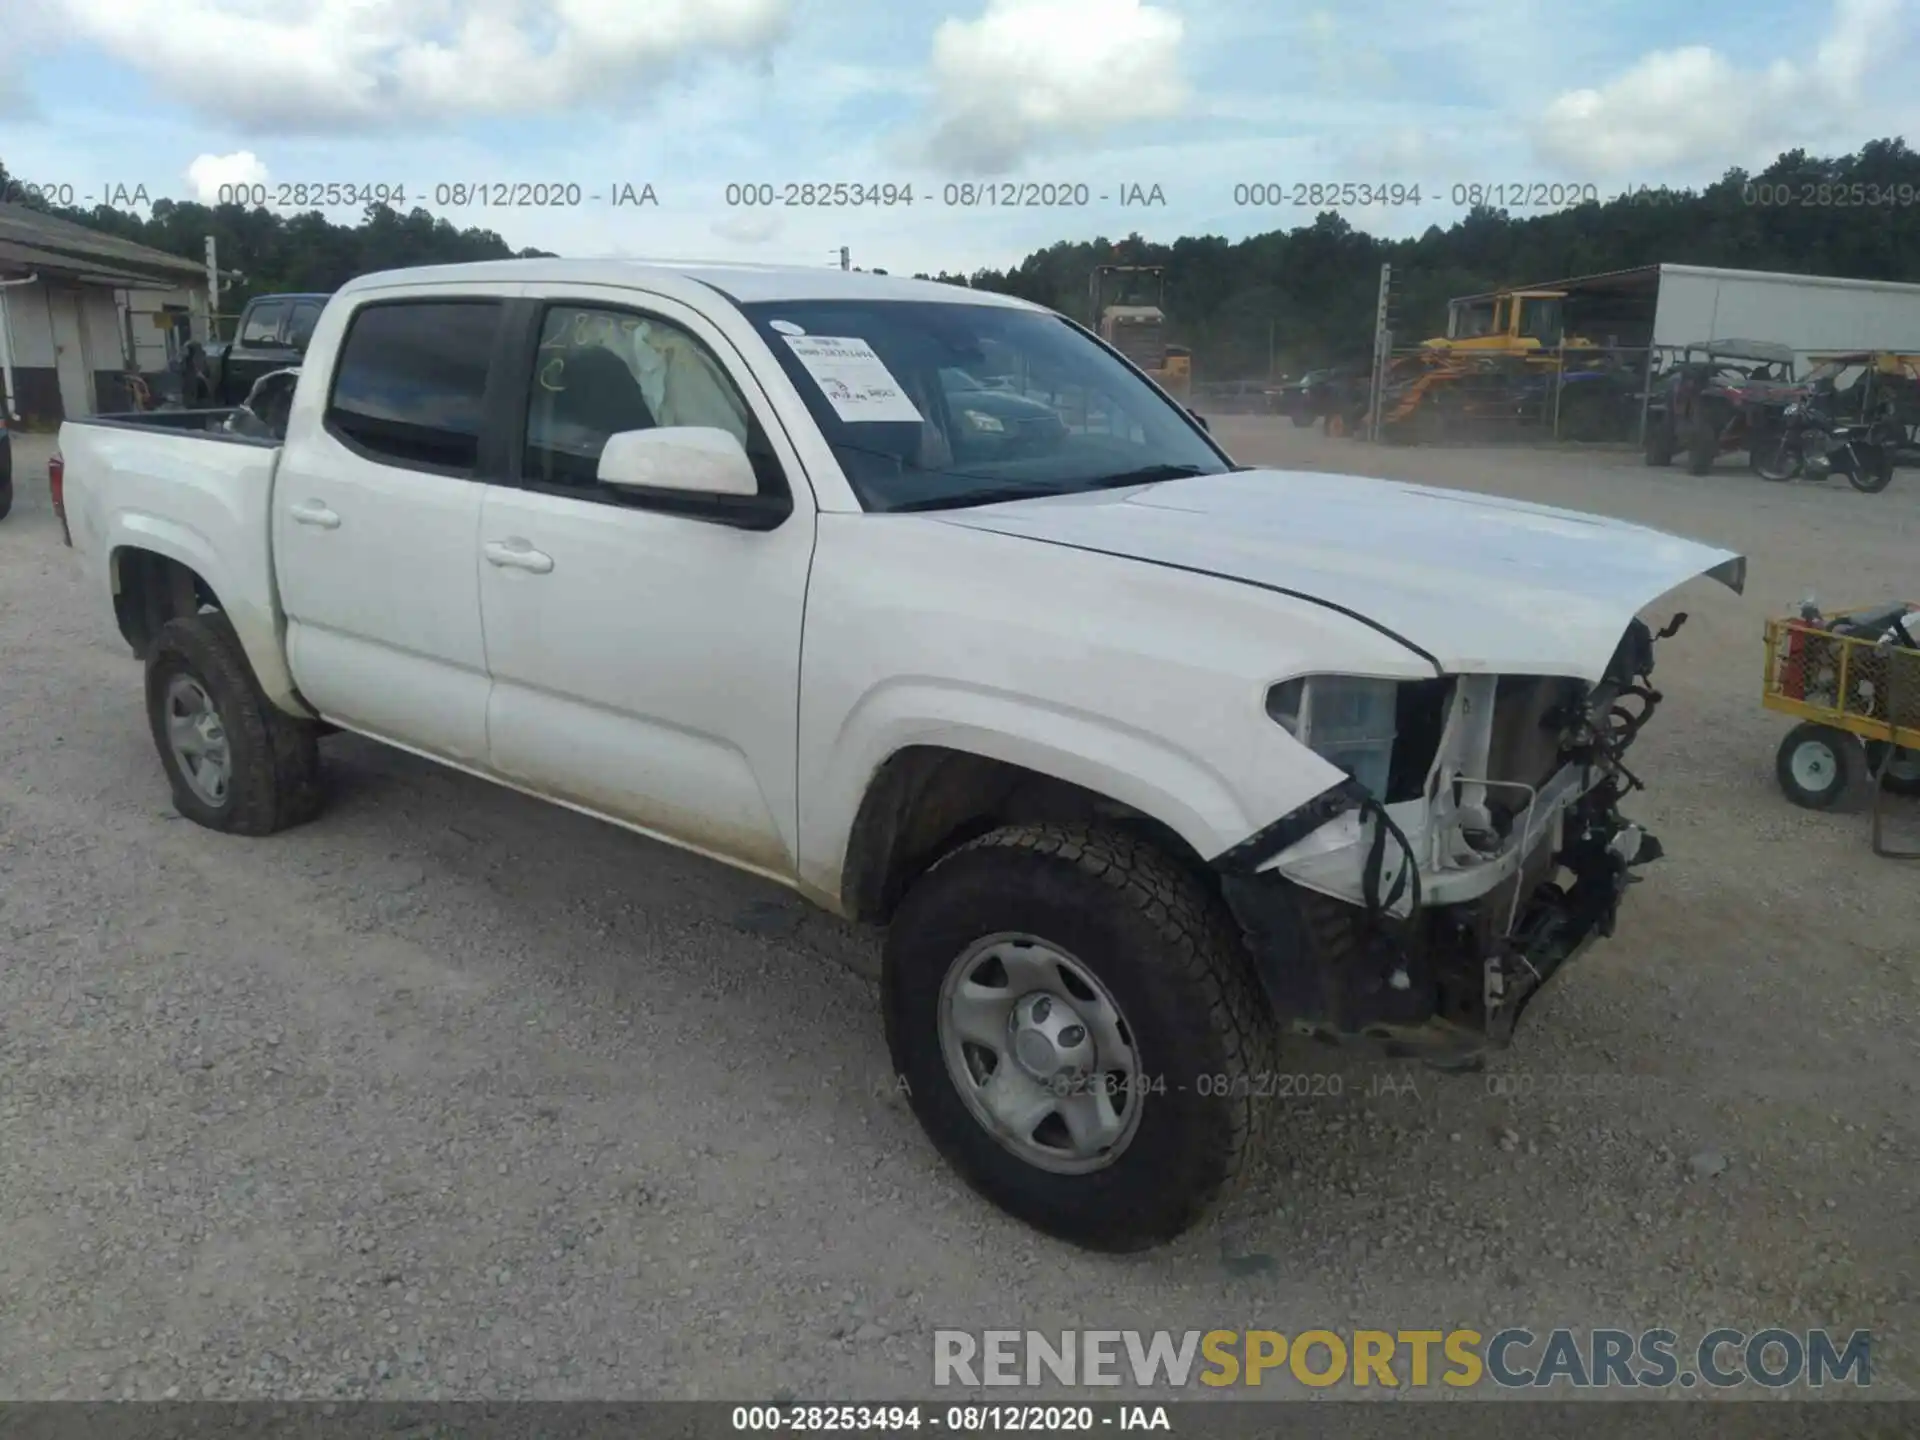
[932,469,1746,682]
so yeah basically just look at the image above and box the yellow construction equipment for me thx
[1091,263,1191,400]
[1433,289,1598,359]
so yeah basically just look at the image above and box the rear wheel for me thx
[0,477,12,522]
[1290,410,1315,428]
[1752,429,1802,482]
[1643,419,1676,467]
[145,612,325,834]
[1685,417,1719,475]
[882,824,1275,1252]
[1775,723,1858,810]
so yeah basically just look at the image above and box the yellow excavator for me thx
[1091,263,1191,401]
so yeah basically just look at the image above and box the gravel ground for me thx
[1,424,1915,1402]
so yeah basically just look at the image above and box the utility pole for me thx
[1366,263,1393,442]
[204,235,220,342]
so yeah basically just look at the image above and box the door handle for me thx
[484,540,554,574]
[289,500,340,529]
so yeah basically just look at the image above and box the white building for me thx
[0,202,210,425]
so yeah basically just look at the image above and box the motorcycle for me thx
[1754,385,1899,492]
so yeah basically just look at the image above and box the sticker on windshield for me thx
[782,335,924,423]
[768,319,806,336]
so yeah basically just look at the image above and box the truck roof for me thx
[338,258,1044,311]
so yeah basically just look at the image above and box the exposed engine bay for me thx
[1216,614,1684,1064]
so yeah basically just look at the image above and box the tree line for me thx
[6,139,1919,377]
[918,138,1920,376]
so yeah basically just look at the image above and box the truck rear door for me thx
[272,290,517,766]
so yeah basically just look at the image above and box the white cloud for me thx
[1533,0,1905,175]
[50,0,794,130]
[919,0,1187,174]
[185,150,270,201]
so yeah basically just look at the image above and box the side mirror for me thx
[598,426,758,497]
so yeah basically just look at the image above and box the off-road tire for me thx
[1775,722,1857,810]
[1685,418,1718,475]
[1290,411,1315,428]
[883,823,1277,1252]
[145,613,324,835]
[1644,419,1676,467]
[0,477,13,522]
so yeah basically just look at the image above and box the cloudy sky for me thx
[0,0,1913,274]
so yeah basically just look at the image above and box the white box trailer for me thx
[1650,264,1920,356]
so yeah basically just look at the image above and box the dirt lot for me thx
[1,423,1915,1402]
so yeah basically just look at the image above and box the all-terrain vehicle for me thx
[1644,339,1799,475]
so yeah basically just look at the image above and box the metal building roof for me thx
[0,203,205,285]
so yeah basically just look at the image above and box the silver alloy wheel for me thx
[164,674,232,807]
[1790,736,1839,793]
[1884,747,1920,784]
[937,932,1145,1174]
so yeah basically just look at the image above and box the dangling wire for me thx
[1355,792,1422,928]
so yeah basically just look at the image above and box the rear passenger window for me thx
[326,301,502,473]
[287,301,322,349]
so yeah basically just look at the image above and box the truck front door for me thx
[474,291,814,879]
[273,292,516,765]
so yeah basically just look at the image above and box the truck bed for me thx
[58,411,295,711]
[78,408,274,441]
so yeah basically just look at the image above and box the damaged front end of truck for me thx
[1215,611,1706,1066]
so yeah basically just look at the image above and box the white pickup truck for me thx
[58,259,1745,1251]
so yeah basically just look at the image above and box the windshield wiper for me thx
[887,485,1065,513]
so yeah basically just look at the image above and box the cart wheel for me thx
[1864,741,1920,796]
[1775,723,1859,809]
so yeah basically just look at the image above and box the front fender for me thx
[801,676,1345,906]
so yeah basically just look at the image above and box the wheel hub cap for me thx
[1008,993,1095,1082]
[1792,741,1835,789]
[936,934,1146,1175]
[164,675,232,808]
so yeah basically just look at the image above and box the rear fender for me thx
[108,513,305,716]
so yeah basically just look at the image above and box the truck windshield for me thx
[738,299,1230,512]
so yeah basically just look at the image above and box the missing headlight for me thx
[1267,676,1451,804]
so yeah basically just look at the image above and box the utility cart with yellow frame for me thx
[1764,602,1920,854]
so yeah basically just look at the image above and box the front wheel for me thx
[1848,449,1895,493]
[882,825,1275,1252]
[1775,722,1859,810]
